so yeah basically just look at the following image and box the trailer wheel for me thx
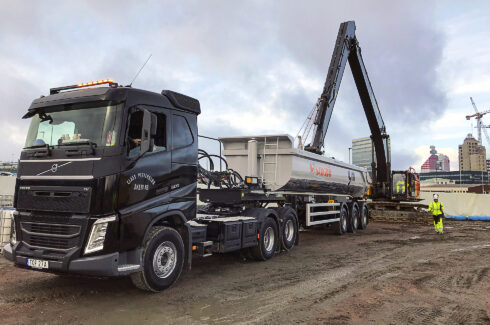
[280,209,298,251]
[347,202,359,233]
[359,203,369,230]
[252,217,278,260]
[130,226,184,292]
[336,204,348,235]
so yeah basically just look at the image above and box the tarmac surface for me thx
[0,221,489,325]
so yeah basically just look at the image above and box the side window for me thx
[127,111,143,158]
[152,112,167,153]
[172,115,193,149]
[126,110,167,157]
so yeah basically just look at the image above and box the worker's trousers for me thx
[433,215,443,233]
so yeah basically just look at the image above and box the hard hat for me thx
[433,194,439,199]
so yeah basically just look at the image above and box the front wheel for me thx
[131,226,184,292]
[252,217,278,260]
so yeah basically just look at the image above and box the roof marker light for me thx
[50,79,117,94]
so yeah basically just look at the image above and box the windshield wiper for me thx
[57,140,97,147]
[23,143,52,157]
[58,140,97,157]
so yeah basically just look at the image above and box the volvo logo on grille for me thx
[36,161,72,176]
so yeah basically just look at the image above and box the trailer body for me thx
[219,135,369,196]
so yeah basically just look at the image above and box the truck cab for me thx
[4,80,200,291]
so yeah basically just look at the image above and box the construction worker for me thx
[396,180,405,194]
[428,194,444,234]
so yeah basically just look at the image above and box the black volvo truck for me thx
[2,80,312,292]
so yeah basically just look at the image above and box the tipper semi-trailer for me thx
[3,21,412,291]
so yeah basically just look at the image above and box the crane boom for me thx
[469,97,490,146]
[304,21,390,198]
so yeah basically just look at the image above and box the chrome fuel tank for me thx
[219,135,369,198]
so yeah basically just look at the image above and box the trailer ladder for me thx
[261,136,279,188]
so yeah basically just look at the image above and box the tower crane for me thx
[468,97,490,146]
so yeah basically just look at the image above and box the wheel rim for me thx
[341,210,347,230]
[284,220,294,242]
[153,241,177,279]
[362,209,368,225]
[353,207,359,228]
[264,226,275,252]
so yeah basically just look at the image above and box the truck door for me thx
[118,106,172,209]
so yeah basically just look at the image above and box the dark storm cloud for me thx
[0,0,446,167]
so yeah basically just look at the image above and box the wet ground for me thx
[0,221,489,325]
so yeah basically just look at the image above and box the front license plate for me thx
[26,258,49,269]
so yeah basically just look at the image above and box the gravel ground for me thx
[0,221,489,325]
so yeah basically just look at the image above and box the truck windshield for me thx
[24,102,122,148]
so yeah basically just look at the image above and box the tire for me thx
[347,202,359,233]
[252,217,278,260]
[279,208,298,251]
[336,203,348,235]
[359,202,369,230]
[131,226,184,292]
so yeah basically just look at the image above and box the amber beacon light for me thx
[50,78,117,94]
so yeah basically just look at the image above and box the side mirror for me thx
[140,109,152,155]
[140,109,158,156]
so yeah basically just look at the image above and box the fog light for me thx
[84,215,116,255]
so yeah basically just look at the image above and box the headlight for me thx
[84,215,116,255]
[9,211,17,245]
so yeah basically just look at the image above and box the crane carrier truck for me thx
[3,21,418,291]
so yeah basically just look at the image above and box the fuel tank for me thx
[219,135,369,198]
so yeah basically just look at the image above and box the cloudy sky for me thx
[1,1,490,171]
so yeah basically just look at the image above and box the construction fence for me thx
[0,195,14,251]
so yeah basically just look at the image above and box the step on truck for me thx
[3,21,409,291]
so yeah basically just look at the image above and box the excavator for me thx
[301,21,425,221]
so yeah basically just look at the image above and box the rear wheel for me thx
[280,208,298,251]
[252,217,278,260]
[336,204,348,235]
[347,202,359,233]
[131,226,184,292]
[359,203,369,230]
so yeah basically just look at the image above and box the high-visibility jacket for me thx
[429,201,444,216]
[396,180,405,193]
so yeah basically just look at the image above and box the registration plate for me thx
[26,258,49,269]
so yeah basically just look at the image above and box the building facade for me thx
[459,134,486,172]
[418,170,488,185]
[351,136,391,175]
[420,145,450,173]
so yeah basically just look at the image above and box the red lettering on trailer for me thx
[309,163,331,178]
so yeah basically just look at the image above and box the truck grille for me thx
[29,235,69,249]
[17,186,92,213]
[23,222,80,236]
[21,220,83,251]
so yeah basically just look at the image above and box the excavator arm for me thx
[304,21,391,199]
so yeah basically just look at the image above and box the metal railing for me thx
[0,195,14,251]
